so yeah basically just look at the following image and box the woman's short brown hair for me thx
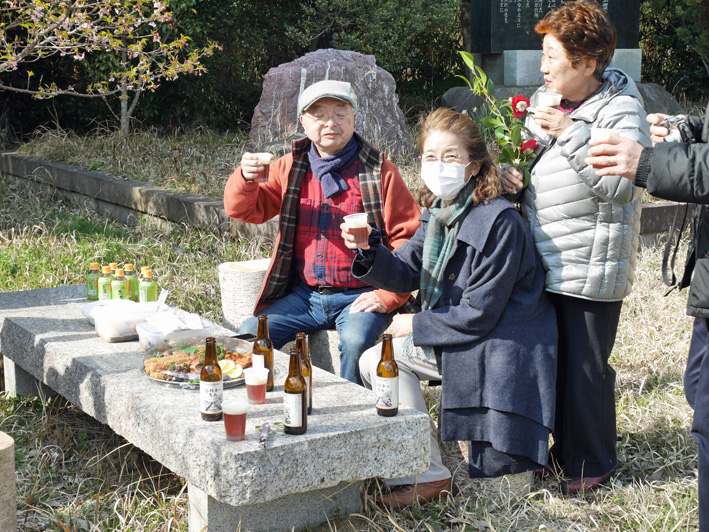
[535,0,616,81]
[416,108,500,209]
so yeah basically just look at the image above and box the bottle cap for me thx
[115,268,125,276]
[125,264,134,271]
[102,266,111,273]
[141,266,150,272]
[90,262,100,269]
[143,269,153,278]
[110,262,118,269]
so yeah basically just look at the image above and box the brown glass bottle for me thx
[253,314,274,391]
[283,348,307,435]
[295,332,313,414]
[375,334,399,417]
[200,337,223,421]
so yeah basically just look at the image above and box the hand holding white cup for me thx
[254,153,274,183]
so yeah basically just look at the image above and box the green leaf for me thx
[522,168,531,188]
[501,145,516,162]
[482,116,502,128]
[510,126,522,146]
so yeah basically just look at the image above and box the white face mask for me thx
[421,160,472,200]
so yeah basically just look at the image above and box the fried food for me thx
[143,343,253,382]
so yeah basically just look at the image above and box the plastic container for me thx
[136,314,214,351]
[93,302,160,342]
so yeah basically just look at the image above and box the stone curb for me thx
[0,151,278,241]
[0,150,684,241]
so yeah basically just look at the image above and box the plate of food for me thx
[142,336,253,389]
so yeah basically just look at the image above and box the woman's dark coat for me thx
[353,196,558,476]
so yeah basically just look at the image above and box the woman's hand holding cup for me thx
[340,217,371,250]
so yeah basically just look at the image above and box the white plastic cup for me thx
[223,399,249,441]
[590,127,621,142]
[254,153,274,183]
[343,213,369,248]
[537,92,563,109]
[243,367,269,404]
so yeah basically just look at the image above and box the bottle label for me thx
[112,280,129,300]
[86,274,100,299]
[283,392,303,427]
[139,281,157,302]
[125,275,139,301]
[98,278,112,300]
[375,376,399,410]
[200,381,223,414]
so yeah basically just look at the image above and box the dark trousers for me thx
[686,317,709,532]
[547,293,622,477]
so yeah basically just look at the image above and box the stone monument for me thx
[250,49,415,158]
[469,0,642,86]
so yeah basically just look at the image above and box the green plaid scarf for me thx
[419,179,476,311]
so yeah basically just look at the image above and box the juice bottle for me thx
[109,262,118,277]
[139,269,157,303]
[98,266,113,300]
[124,264,139,302]
[111,268,131,300]
[86,262,101,300]
[139,266,150,282]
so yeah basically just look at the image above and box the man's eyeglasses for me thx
[421,154,470,164]
[303,111,353,125]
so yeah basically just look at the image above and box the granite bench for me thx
[0,285,430,532]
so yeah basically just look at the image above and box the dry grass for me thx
[0,143,701,530]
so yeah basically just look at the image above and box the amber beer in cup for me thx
[243,367,269,405]
[254,153,273,183]
[344,213,369,248]
[223,399,249,441]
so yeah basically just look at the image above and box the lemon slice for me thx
[227,364,243,379]
[219,360,235,374]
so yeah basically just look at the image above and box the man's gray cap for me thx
[297,80,357,116]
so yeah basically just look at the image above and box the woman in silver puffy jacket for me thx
[501,0,651,493]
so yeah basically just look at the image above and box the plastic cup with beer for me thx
[537,92,563,109]
[243,367,269,405]
[223,399,249,441]
[344,213,370,248]
[254,153,274,183]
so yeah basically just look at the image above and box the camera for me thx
[660,116,697,144]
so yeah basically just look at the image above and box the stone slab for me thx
[610,49,642,82]
[503,50,543,86]
[188,480,362,532]
[0,431,17,532]
[3,356,58,401]
[0,285,430,511]
[0,151,279,241]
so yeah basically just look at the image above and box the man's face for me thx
[299,98,356,157]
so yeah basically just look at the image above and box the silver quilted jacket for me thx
[521,68,651,301]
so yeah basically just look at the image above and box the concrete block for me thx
[3,355,58,401]
[610,49,642,82]
[503,50,543,86]
[308,329,341,376]
[0,431,17,532]
[188,480,362,532]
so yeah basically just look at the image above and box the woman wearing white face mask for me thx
[340,108,558,508]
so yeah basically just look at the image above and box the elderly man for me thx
[224,80,420,385]
[587,105,709,531]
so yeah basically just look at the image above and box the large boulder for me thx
[250,49,415,158]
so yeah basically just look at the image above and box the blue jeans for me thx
[238,283,393,385]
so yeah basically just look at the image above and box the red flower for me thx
[520,139,539,152]
[511,95,530,118]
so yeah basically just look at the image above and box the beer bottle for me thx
[111,268,130,300]
[139,269,158,303]
[200,337,223,421]
[124,263,139,302]
[253,314,274,391]
[283,347,307,435]
[86,262,101,300]
[295,332,313,414]
[98,266,113,301]
[375,334,399,417]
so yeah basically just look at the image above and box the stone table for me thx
[0,285,430,532]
